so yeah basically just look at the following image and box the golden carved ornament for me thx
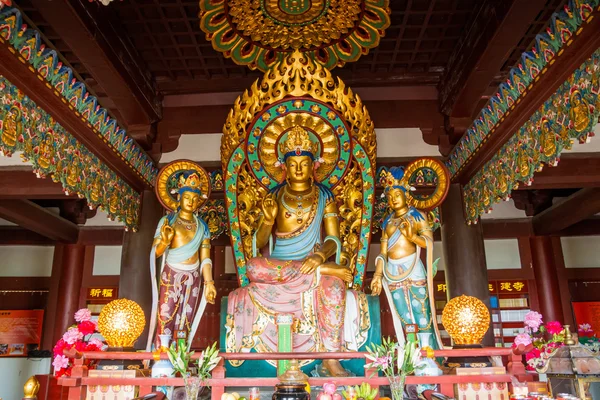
[333,159,364,272]
[228,0,361,51]
[237,164,267,258]
[221,50,376,170]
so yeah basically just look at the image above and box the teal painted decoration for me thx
[0,76,141,228]
[0,6,158,186]
[463,48,600,224]
[446,0,599,177]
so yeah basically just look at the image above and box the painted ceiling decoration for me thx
[463,48,600,224]
[0,6,158,186]
[199,0,391,71]
[445,0,600,178]
[0,76,141,228]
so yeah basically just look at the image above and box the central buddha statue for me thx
[226,126,355,377]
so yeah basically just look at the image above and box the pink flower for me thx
[546,321,563,335]
[77,320,96,336]
[74,308,91,323]
[513,333,533,347]
[53,354,69,372]
[375,356,391,369]
[88,338,104,350]
[62,327,83,345]
[524,311,543,331]
[525,348,541,361]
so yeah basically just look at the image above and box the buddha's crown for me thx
[279,125,319,160]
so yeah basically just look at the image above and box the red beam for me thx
[523,153,600,189]
[533,187,600,235]
[156,72,441,95]
[157,100,444,151]
[77,227,124,245]
[0,199,79,242]
[0,44,149,191]
[455,11,600,185]
[0,226,54,245]
[440,0,547,117]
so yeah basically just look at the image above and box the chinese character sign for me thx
[87,287,118,300]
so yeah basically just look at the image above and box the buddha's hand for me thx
[261,193,278,224]
[400,219,416,241]
[370,275,383,296]
[204,281,216,304]
[300,254,322,275]
[160,222,175,245]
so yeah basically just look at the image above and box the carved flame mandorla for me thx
[221,51,376,286]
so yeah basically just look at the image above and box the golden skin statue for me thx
[253,154,352,376]
[1,106,21,147]
[255,155,353,284]
[569,91,591,133]
[153,190,217,303]
[370,188,432,295]
[368,166,442,349]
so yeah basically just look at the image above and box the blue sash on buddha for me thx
[270,186,328,261]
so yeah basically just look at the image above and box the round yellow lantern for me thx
[98,298,146,348]
[441,295,490,346]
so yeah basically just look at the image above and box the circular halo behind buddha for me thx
[248,100,350,189]
[200,0,391,71]
[155,160,211,212]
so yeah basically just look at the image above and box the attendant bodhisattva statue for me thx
[371,167,443,350]
[147,161,216,351]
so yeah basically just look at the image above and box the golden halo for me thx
[154,160,211,212]
[258,112,339,183]
[403,158,450,211]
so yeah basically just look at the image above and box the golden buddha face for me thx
[180,190,201,212]
[386,188,407,210]
[285,155,313,184]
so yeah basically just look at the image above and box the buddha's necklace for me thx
[176,216,196,231]
[282,186,316,224]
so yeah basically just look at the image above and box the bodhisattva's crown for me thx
[279,125,319,160]
[177,171,204,196]
[382,167,408,193]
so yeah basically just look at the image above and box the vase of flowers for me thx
[53,308,104,377]
[365,337,422,400]
[513,311,565,373]
[167,341,222,400]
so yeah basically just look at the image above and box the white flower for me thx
[397,348,405,371]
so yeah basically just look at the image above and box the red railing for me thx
[58,348,528,400]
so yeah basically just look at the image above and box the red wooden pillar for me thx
[53,244,86,345]
[530,236,564,323]
[440,184,494,346]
